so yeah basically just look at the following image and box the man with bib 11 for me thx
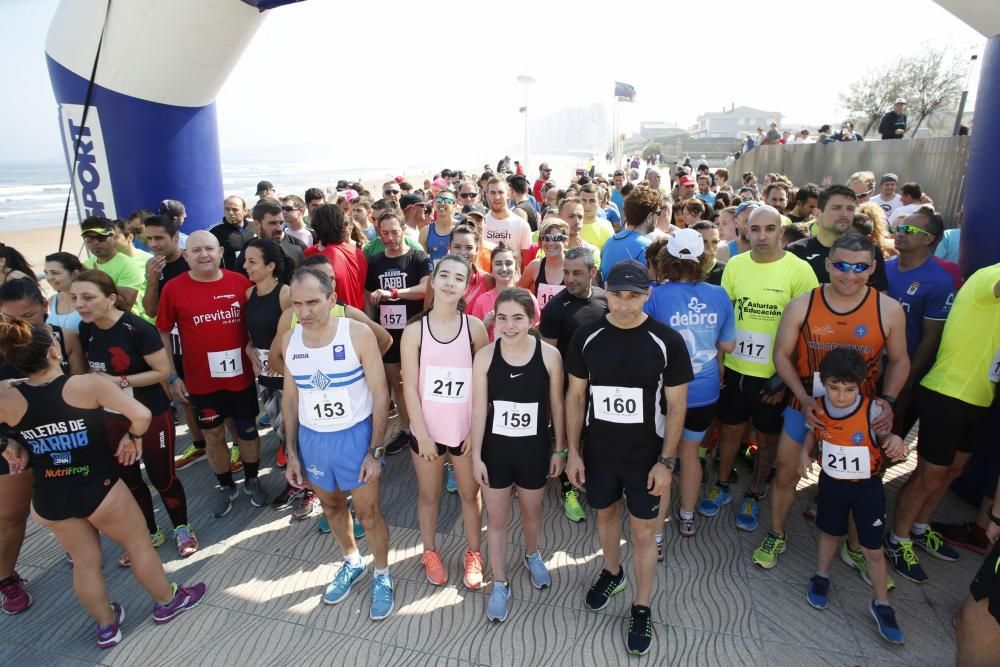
[280,267,394,620]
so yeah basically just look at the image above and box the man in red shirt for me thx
[157,230,270,518]
[304,204,368,310]
[533,163,552,203]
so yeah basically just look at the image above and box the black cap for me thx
[462,203,487,220]
[80,218,115,236]
[399,193,426,210]
[256,180,274,195]
[336,180,349,190]
[604,260,649,294]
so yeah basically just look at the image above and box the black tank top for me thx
[245,284,284,389]
[485,337,549,447]
[10,374,117,488]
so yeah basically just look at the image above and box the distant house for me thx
[692,106,783,139]
[635,121,684,141]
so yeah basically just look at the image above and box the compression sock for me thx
[216,471,235,488]
[243,460,259,479]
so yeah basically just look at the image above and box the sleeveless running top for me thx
[47,294,82,331]
[417,314,474,447]
[246,285,285,389]
[485,337,549,446]
[815,396,883,480]
[794,286,885,400]
[726,239,740,258]
[426,224,452,265]
[290,301,346,328]
[535,257,566,310]
[285,319,373,432]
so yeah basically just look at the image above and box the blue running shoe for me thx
[487,581,511,622]
[258,413,271,427]
[445,463,458,494]
[323,561,366,605]
[806,575,829,610]
[697,483,732,517]
[735,493,760,532]
[870,600,904,644]
[524,551,551,589]
[353,514,365,539]
[369,573,394,620]
[317,514,331,534]
[96,602,125,649]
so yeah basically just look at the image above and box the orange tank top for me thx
[815,396,884,479]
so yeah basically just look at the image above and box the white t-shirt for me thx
[889,203,921,225]
[870,194,902,221]
[484,212,533,254]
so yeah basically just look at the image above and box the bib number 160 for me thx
[602,396,636,415]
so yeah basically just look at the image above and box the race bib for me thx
[989,349,1000,383]
[592,385,643,424]
[536,283,565,309]
[732,329,773,366]
[304,387,352,428]
[820,441,871,480]
[423,366,471,403]
[257,348,278,377]
[492,400,538,437]
[208,348,243,378]
[380,304,407,330]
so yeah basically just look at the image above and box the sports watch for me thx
[370,445,387,460]
[657,456,676,470]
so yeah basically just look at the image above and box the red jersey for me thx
[156,270,254,394]
[532,178,546,204]
[304,242,368,310]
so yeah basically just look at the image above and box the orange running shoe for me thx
[421,549,447,586]
[463,550,484,590]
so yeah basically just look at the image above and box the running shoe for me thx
[806,574,829,609]
[752,531,786,569]
[656,537,664,562]
[445,463,458,494]
[275,446,287,469]
[292,490,320,520]
[259,413,271,428]
[562,488,586,522]
[271,484,304,510]
[174,525,199,558]
[212,485,239,518]
[153,582,207,624]
[933,521,989,555]
[735,493,760,532]
[839,542,895,590]
[352,507,365,539]
[524,551,551,589]
[0,572,31,615]
[585,567,626,610]
[464,550,484,590]
[487,581,511,622]
[421,549,447,586]
[117,553,131,568]
[244,477,270,508]
[174,443,206,470]
[626,605,654,656]
[384,431,411,456]
[869,600,904,644]
[369,573,394,620]
[229,445,243,473]
[323,560,366,605]
[803,500,818,521]
[911,528,960,562]
[317,514,331,534]
[96,603,125,649]
[150,527,167,548]
[676,510,696,537]
[884,536,928,583]
[697,483,732,517]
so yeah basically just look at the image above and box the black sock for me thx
[193,439,206,451]
[243,460,259,479]
[0,575,13,587]
[216,471,235,488]
[717,480,731,489]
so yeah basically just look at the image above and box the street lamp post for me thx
[517,75,535,175]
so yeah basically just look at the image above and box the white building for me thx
[692,106,783,139]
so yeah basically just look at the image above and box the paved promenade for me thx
[2,423,975,666]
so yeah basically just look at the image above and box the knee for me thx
[353,502,381,528]
[457,484,481,505]
[631,522,656,547]
[916,467,948,494]
[775,460,800,488]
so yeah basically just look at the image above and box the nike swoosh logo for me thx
[806,254,821,260]
[510,373,523,378]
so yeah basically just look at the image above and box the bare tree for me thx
[840,62,906,136]
[902,47,964,137]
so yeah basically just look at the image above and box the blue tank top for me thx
[426,223,452,264]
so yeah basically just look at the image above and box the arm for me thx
[399,322,437,460]
[108,348,169,388]
[542,343,566,478]
[877,297,911,431]
[353,321,389,482]
[268,308,294,376]
[518,260,539,292]
[797,431,817,478]
[116,286,139,311]
[906,318,945,386]
[345,305,392,355]
[87,375,151,465]
[418,226,430,253]
[62,329,87,376]
[159,330,188,403]
[142,256,165,316]
[649,383,687,496]
[279,330,304,488]
[564,374,588,488]
[470,345,493,486]
[772,295,817,420]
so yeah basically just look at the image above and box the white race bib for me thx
[536,283,565,309]
[592,385,643,424]
[423,366,471,403]
[989,349,1000,383]
[820,441,871,480]
[732,329,773,366]
[256,348,279,377]
[208,348,243,378]
[303,387,353,428]
[492,400,538,437]
[380,304,407,330]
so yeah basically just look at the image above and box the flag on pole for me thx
[614,81,636,102]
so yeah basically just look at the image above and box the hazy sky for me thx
[0,0,985,166]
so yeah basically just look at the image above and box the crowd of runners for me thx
[0,161,997,661]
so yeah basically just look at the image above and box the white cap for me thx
[667,228,705,262]
[895,97,907,105]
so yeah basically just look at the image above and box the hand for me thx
[358,454,382,483]
[988,522,1000,544]
[549,453,566,478]
[801,396,825,429]
[458,436,474,458]
[566,453,586,489]
[285,456,304,488]
[368,290,387,306]
[760,388,786,405]
[2,441,28,475]
[415,436,439,462]
[873,399,895,435]
[797,450,813,479]
[115,435,142,466]
[647,462,672,497]
[473,458,490,488]
[169,377,190,404]
[896,128,904,136]
[146,255,166,282]
[881,434,907,461]
[246,345,262,377]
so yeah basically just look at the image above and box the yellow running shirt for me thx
[920,262,1000,407]
[721,251,818,378]
[579,218,615,250]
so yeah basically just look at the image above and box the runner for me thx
[0,278,86,376]
[280,267,394,620]
[699,205,817,532]
[755,234,907,571]
[447,224,493,306]
[401,256,489,589]
[43,252,83,331]
[471,287,565,622]
[483,177,533,259]
[156,230,270,518]
[365,210,432,454]
[578,183,615,250]
[304,204,367,310]
[797,349,907,644]
[0,245,35,285]
[887,261,1000,583]
[564,259,693,656]
[418,189,459,265]
[644,230,735,553]
[81,217,146,316]
[72,270,199,564]
[956,474,1000,664]
[519,219,567,310]
[0,318,205,648]
[469,245,539,340]
[558,197,602,274]
[599,186,655,281]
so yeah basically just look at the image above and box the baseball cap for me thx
[678,175,696,187]
[894,97,907,105]
[394,176,405,184]
[158,199,186,219]
[336,179,349,191]
[81,218,115,236]
[342,189,359,203]
[462,204,487,220]
[432,177,449,190]
[667,229,705,262]
[399,193,427,210]
[255,180,274,195]
[604,260,649,294]
[735,201,760,216]
[880,173,898,184]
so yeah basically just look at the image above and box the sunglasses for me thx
[893,223,932,237]
[423,205,433,214]
[459,192,477,199]
[830,260,872,274]
[435,196,455,205]
[540,234,567,243]
[281,205,298,212]
[83,234,112,242]
[383,189,400,196]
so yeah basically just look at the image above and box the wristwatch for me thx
[879,394,897,407]
[119,375,130,389]
[370,445,386,460]
[167,374,179,385]
[127,431,143,441]
[657,456,676,470]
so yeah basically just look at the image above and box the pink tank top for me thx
[417,313,474,447]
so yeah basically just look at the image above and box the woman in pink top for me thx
[469,244,539,341]
[400,255,489,591]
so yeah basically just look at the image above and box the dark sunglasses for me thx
[893,223,932,237]
[459,192,477,199]
[540,234,567,243]
[383,189,400,195]
[830,260,872,274]
[281,205,298,212]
